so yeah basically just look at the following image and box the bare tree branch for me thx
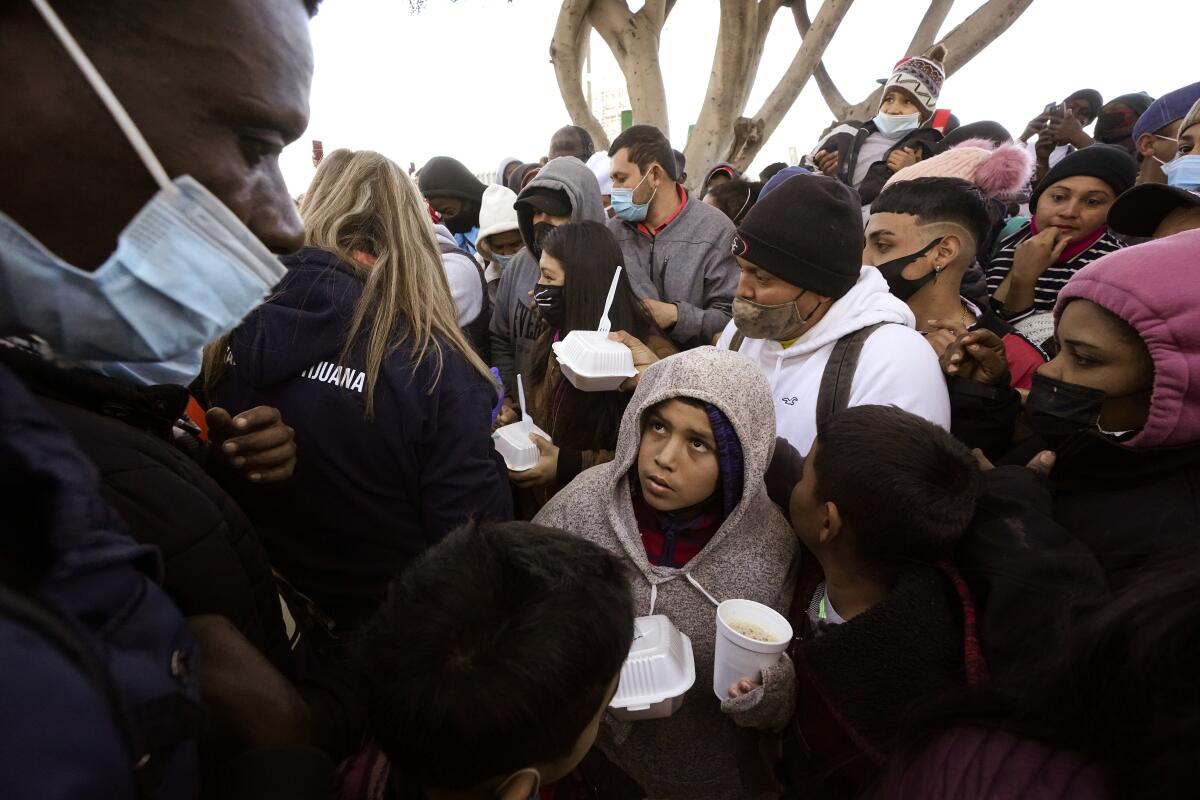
[550,0,611,150]
[683,0,782,188]
[793,1,854,121]
[588,0,672,134]
[906,0,954,56]
[938,0,1035,73]
[733,0,854,167]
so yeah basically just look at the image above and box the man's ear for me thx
[934,233,963,269]
[496,769,539,800]
[817,500,842,547]
[1135,132,1158,159]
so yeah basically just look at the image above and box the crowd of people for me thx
[3,2,1200,799]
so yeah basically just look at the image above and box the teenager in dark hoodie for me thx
[211,150,511,632]
[725,404,985,798]
[417,155,486,254]
[490,156,607,418]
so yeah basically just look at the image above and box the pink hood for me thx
[1054,228,1200,449]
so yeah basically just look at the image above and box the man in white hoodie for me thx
[715,174,949,455]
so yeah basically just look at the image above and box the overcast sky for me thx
[280,0,1197,193]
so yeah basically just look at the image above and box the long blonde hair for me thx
[302,150,494,417]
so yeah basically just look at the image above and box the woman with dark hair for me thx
[950,230,1200,589]
[703,179,760,225]
[984,144,1135,351]
[509,221,676,510]
[873,545,1200,799]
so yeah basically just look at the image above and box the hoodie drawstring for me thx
[770,351,784,392]
[645,573,721,616]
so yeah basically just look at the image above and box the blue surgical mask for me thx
[0,0,286,368]
[85,353,202,388]
[873,111,922,137]
[490,252,516,270]
[1162,154,1200,190]
[610,171,657,223]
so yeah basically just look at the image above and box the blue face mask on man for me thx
[872,111,922,137]
[0,0,287,383]
[1162,154,1200,190]
[610,170,658,223]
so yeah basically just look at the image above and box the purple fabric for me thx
[1132,81,1200,142]
[703,402,743,518]
[872,727,1107,800]
[759,166,813,199]
[1054,229,1200,449]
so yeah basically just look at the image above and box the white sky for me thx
[280,0,1198,194]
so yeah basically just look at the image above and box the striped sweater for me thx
[985,220,1124,321]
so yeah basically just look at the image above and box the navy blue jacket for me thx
[0,364,201,799]
[214,247,512,630]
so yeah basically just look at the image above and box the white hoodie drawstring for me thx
[645,574,721,616]
[686,573,721,607]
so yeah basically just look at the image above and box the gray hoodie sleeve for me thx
[671,238,737,344]
[489,259,519,395]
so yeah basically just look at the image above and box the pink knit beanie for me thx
[885,139,1032,201]
[1054,228,1200,449]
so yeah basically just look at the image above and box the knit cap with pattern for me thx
[882,44,947,120]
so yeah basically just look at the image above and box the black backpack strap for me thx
[725,331,745,352]
[0,582,153,798]
[815,322,887,428]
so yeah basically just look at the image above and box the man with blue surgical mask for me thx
[606,124,738,348]
[0,1,342,795]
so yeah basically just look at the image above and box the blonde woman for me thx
[210,150,512,631]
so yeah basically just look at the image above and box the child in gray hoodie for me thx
[535,347,798,799]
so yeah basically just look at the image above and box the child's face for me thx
[879,90,921,117]
[788,441,826,552]
[637,399,720,513]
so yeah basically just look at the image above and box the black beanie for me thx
[1029,144,1137,212]
[417,156,486,204]
[733,174,864,299]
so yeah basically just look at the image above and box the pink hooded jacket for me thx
[1054,228,1200,449]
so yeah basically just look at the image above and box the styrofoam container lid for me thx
[610,615,695,712]
[553,331,636,378]
[492,421,551,471]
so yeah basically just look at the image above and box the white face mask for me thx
[873,111,922,137]
[0,0,286,379]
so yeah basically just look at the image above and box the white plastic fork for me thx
[597,266,623,335]
[517,373,530,431]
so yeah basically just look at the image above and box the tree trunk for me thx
[550,0,611,151]
[589,0,672,137]
[728,0,855,170]
[684,0,783,191]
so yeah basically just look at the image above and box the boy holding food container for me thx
[723,404,987,797]
[535,346,798,800]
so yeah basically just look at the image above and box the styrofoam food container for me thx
[492,421,552,471]
[552,331,636,392]
[610,615,695,721]
[712,599,792,700]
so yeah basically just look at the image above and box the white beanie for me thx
[477,184,520,242]
[587,151,614,195]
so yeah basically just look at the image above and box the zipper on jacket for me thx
[661,527,677,567]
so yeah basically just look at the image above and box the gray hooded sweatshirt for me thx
[607,189,738,348]
[488,157,606,395]
[535,347,799,800]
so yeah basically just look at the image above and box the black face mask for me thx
[1025,372,1107,450]
[530,222,557,258]
[533,283,565,329]
[876,237,944,301]
[441,205,480,236]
